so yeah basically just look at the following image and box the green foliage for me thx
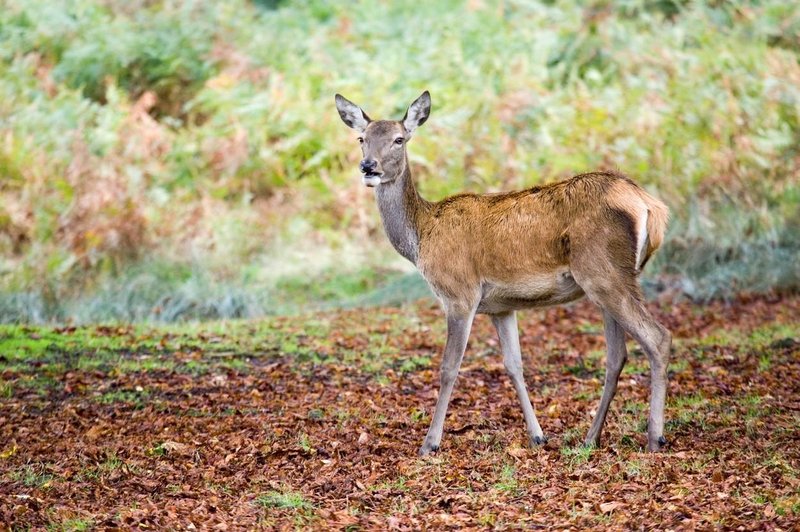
[0,0,799,322]
[53,9,216,118]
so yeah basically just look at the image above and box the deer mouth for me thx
[362,172,383,187]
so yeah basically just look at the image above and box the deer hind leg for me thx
[584,310,627,448]
[571,265,671,452]
[611,296,670,452]
[491,312,546,446]
[419,309,476,456]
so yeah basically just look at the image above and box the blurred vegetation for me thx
[0,0,798,323]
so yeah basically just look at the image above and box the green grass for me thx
[257,489,314,511]
[298,433,314,453]
[10,463,55,488]
[667,393,710,432]
[96,388,150,406]
[398,355,431,373]
[370,475,408,493]
[493,463,519,493]
[696,323,798,352]
[116,357,176,374]
[0,320,302,386]
[47,518,94,532]
[14,374,61,395]
[0,324,165,372]
[560,445,594,467]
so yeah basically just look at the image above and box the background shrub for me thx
[0,0,798,322]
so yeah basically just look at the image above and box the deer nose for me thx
[359,159,377,173]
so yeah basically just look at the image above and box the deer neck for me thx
[374,164,428,264]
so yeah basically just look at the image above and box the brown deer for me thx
[335,90,672,455]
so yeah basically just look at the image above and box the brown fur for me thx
[412,172,668,315]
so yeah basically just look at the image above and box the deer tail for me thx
[638,189,669,269]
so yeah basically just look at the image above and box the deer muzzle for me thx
[360,158,383,187]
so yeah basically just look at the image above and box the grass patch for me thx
[559,427,584,447]
[98,452,124,473]
[398,355,430,373]
[274,268,387,307]
[564,357,603,379]
[667,397,710,433]
[696,323,799,352]
[493,464,519,493]
[14,374,61,396]
[96,388,150,407]
[47,518,94,532]
[560,445,594,467]
[0,378,13,398]
[257,489,314,511]
[370,475,408,493]
[116,357,176,374]
[298,433,314,454]
[621,355,648,376]
[10,464,55,488]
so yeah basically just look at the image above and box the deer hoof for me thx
[418,444,439,457]
[648,436,668,452]
[531,435,548,446]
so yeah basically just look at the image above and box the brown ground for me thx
[2,294,800,530]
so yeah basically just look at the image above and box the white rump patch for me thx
[635,209,649,270]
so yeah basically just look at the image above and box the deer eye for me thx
[357,137,364,144]
[394,137,404,145]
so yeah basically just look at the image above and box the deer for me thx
[334,90,672,456]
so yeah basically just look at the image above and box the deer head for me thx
[335,91,431,187]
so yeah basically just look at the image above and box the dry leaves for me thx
[1,294,800,528]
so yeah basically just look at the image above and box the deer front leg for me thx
[419,310,475,456]
[491,312,546,446]
[585,311,627,448]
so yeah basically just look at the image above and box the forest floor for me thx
[1,294,799,530]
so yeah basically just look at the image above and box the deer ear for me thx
[335,94,371,133]
[402,90,431,137]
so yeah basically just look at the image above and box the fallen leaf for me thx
[507,446,527,458]
[160,441,192,454]
[333,510,358,525]
[0,445,18,459]
[600,502,623,513]
[85,425,103,441]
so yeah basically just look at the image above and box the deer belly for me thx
[477,269,585,314]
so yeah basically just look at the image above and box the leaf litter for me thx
[1,294,799,529]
